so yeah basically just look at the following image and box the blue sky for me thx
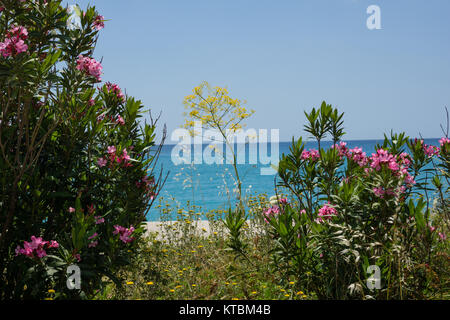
[67,0,450,142]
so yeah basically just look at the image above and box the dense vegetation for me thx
[0,0,164,299]
[0,1,448,300]
[105,105,449,300]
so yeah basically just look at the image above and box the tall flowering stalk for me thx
[183,81,255,207]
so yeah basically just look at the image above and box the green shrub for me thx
[266,102,449,299]
[0,0,164,299]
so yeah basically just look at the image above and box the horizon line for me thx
[161,137,441,146]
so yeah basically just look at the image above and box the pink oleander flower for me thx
[103,146,133,168]
[113,225,135,243]
[398,152,411,168]
[97,114,106,122]
[48,240,59,248]
[301,149,320,161]
[397,185,406,194]
[438,232,446,241]
[0,25,29,57]
[263,205,280,223]
[97,157,107,167]
[309,149,320,161]
[429,226,436,232]
[7,25,28,40]
[332,142,349,159]
[88,233,99,247]
[13,39,27,53]
[94,216,105,224]
[118,148,129,162]
[373,187,385,198]
[112,225,123,235]
[317,203,338,223]
[107,145,116,155]
[88,240,98,248]
[116,115,125,125]
[373,186,400,198]
[439,137,450,147]
[68,207,75,213]
[88,98,95,106]
[105,82,125,101]
[300,150,309,160]
[15,236,59,259]
[87,204,95,215]
[300,209,306,215]
[399,166,408,176]
[119,148,133,167]
[76,55,102,82]
[370,148,400,173]
[388,160,399,171]
[92,15,105,31]
[88,232,98,240]
[74,253,81,262]
[423,144,440,158]
[404,173,416,186]
[279,198,288,205]
[348,147,368,167]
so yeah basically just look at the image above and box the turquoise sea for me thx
[146,138,441,221]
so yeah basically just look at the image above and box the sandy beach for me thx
[142,220,264,240]
[143,220,216,239]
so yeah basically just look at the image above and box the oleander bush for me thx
[0,0,164,299]
[265,102,450,299]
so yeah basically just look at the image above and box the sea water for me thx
[146,138,441,221]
